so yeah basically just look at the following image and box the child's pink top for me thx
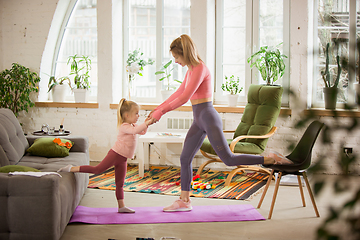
[152,62,211,120]
[111,122,148,159]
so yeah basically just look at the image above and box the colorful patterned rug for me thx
[88,165,269,200]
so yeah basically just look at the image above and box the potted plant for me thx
[155,60,182,101]
[67,54,91,103]
[126,49,154,99]
[321,43,341,110]
[221,75,243,107]
[48,76,71,102]
[247,43,287,85]
[0,63,40,116]
[354,39,360,103]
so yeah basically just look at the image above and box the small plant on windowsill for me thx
[155,60,182,100]
[67,54,92,103]
[247,43,287,86]
[126,49,154,99]
[354,39,360,102]
[321,43,342,110]
[47,76,72,102]
[221,75,243,107]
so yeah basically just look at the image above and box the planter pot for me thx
[52,84,68,102]
[73,89,88,103]
[323,87,338,110]
[354,83,360,103]
[227,94,239,107]
[161,89,175,101]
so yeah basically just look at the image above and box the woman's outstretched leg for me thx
[201,106,265,166]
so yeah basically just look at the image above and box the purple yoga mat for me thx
[69,205,265,224]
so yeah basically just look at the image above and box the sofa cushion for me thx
[0,108,29,166]
[0,165,41,173]
[19,152,88,172]
[26,138,74,158]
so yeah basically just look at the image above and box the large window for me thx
[124,0,190,101]
[312,0,360,108]
[53,0,98,101]
[215,0,290,105]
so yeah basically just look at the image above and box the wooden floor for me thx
[60,174,359,240]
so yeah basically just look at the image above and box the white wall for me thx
[1,0,359,174]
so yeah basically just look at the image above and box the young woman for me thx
[147,34,292,212]
[58,98,155,213]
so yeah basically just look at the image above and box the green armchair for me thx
[197,84,283,186]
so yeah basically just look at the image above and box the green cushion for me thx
[200,84,283,155]
[0,165,41,173]
[26,138,74,158]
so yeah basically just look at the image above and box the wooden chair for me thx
[197,84,283,186]
[257,120,324,219]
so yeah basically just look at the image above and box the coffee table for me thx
[137,132,187,177]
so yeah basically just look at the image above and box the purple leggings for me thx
[180,102,264,191]
[79,149,127,200]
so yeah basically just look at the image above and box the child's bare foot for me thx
[57,164,73,172]
[268,151,294,165]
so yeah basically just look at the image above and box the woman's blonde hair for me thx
[117,98,139,128]
[170,34,202,67]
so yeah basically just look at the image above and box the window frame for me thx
[123,0,190,103]
[215,0,290,106]
[311,0,359,109]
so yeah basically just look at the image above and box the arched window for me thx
[41,0,98,102]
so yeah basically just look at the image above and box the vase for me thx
[323,87,338,110]
[73,89,88,103]
[52,84,67,102]
[227,94,239,107]
[354,83,360,104]
[128,74,135,100]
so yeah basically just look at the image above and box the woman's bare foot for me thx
[268,151,294,165]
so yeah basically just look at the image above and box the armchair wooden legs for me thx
[257,170,275,210]
[197,150,272,186]
[196,150,222,176]
[257,170,320,219]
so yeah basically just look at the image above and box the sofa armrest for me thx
[0,173,63,239]
[26,135,89,153]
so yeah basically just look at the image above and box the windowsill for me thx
[35,102,99,108]
[303,108,360,117]
[109,103,292,115]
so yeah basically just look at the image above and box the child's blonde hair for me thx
[117,98,139,128]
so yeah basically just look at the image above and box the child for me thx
[58,98,155,213]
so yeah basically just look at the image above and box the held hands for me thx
[145,117,157,126]
[145,110,158,126]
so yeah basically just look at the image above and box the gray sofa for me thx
[0,108,89,240]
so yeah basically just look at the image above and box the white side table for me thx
[137,132,187,177]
